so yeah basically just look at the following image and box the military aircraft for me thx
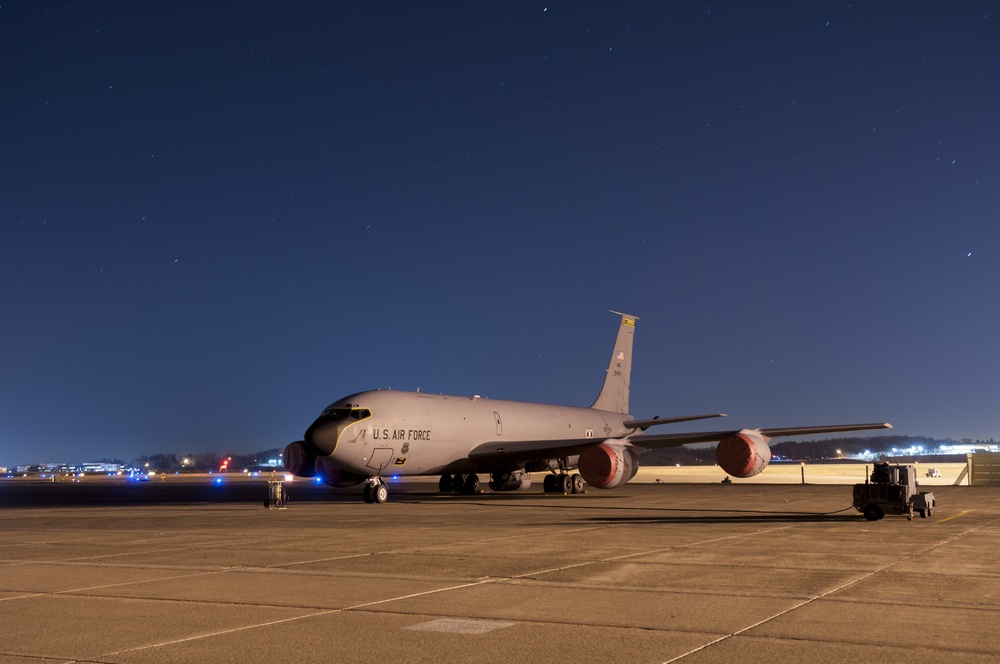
[283,312,891,502]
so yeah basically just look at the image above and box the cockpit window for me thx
[321,407,371,420]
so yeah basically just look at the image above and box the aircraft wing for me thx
[467,412,726,465]
[468,438,600,466]
[631,422,893,449]
[467,422,891,466]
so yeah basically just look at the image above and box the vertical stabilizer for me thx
[590,312,637,414]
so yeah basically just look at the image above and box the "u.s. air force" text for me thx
[373,429,431,441]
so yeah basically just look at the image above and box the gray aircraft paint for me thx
[590,310,635,413]
[308,388,633,477]
[287,312,891,492]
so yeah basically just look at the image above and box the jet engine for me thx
[313,455,366,487]
[489,470,532,491]
[578,443,639,489]
[282,441,317,478]
[716,430,772,478]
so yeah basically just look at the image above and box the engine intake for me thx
[578,443,639,489]
[716,431,772,478]
[282,441,317,478]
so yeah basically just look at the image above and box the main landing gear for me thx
[543,473,585,494]
[438,473,481,495]
[362,477,389,504]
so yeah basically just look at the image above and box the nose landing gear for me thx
[363,477,389,503]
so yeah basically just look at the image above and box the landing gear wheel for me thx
[543,474,556,493]
[462,473,480,494]
[557,474,572,494]
[862,504,883,521]
[363,484,375,503]
[274,498,284,509]
[571,474,585,494]
[374,483,388,504]
[439,474,453,493]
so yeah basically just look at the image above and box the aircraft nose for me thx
[305,418,340,456]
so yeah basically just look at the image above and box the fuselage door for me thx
[494,411,503,436]
[367,447,394,472]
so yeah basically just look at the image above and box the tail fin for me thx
[590,311,637,414]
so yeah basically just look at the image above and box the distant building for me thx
[82,462,123,474]
[937,443,1000,455]
[14,462,124,475]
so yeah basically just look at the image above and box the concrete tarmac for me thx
[1,479,998,663]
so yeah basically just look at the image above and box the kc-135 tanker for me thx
[283,312,890,503]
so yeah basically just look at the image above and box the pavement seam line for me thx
[508,525,801,580]
[90,524,802,655]
[0,569,232,603]
[97,578,498,658]
[659,515,1000,663]
[271,523,617,569]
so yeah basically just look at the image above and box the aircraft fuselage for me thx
[304,389,632,480]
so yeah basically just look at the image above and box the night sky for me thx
[3,2,998,467]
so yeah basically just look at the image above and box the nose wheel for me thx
[363,478,389,503]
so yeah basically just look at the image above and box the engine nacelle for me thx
[313,455,367,487]
[489,470,532,491]
[578,443,639,489]
[716,430,772,478]
[282,441,317,478]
